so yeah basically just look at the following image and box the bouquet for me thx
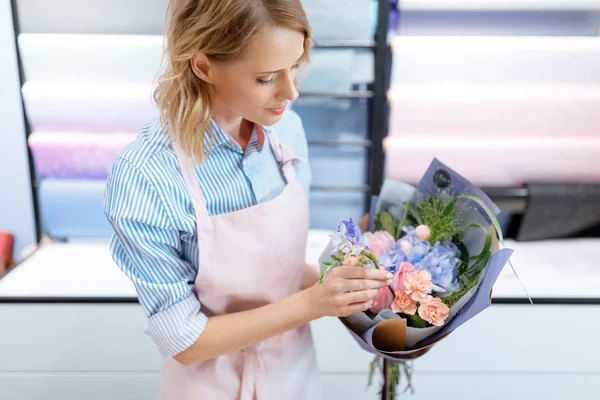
[318,159,530,396]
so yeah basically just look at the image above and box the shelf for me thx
[300,90,374,99]
[307,139,372,147]
[310,185,371,192]
[313,40,376,49]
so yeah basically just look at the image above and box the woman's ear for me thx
[190,52,214,82]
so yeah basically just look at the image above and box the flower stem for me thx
[361,250,395,297]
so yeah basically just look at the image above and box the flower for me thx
[369,287,394,314]
[363,231,394,258]
[379,242,405,273]
[330,218,369,256]
[398,226,431,264]
[391,292,417,315]
[415,240,462,294]
[399,239,412,254]
[391,262,416,292]
[415,225,431,241]
[404,270,433,302]
[418,296,450,327]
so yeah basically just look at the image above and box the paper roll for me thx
[18,34,374,93]
[15,0,168,34]
[39,180,112,239]
[391,36,600,85]
[18,34,165,83]
[392,0,600,10]
[384,136,600,187]
[388,84,600,137]
[29,132,136,179]
[392,10,600,37]
[22,81,158,133]
[16,0,376,39]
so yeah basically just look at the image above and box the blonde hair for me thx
[154,0,313,162]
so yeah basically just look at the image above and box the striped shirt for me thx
[103,110,311,357]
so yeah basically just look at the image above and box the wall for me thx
[0,0,36,258]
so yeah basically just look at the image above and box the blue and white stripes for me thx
[104,111,310,356]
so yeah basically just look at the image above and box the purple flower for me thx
[414,240,462,294]
[330,218,369,256]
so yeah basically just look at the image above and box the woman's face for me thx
[193,26,306,126]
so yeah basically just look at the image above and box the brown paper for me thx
[372,318,407,352]
[358,213,370,233]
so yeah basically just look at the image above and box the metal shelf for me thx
[307,139,371,147]
[313,40,376,49]
[310,184,371,192]
[298,90,374,99]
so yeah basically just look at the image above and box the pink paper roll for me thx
[384,136,600,187]
[388,84,600,137]
[28,132,137,179]
[21,81,158,133]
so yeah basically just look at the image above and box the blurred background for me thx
[0,0,599,399]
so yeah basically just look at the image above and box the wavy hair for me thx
[154,0,313,162]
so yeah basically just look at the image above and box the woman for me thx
[104,0,392,398]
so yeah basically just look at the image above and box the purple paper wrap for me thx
[325,158,515,359]
[29,132,136,179]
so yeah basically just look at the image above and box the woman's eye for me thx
[257,75,276,86]
[292,62,301,70]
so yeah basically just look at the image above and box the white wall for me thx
[0,0,37,257]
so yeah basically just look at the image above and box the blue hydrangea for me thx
[379,242,405,274]
[414,240,462,294]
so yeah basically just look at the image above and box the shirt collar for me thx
[204,120,268,154]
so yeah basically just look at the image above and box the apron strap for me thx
[172,142,213,231]
[261,126,301,184]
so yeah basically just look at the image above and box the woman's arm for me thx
[173,266,392,365]
[301,263,320,290]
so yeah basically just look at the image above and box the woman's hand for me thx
[172,266,390,365]
[304,266,392,319]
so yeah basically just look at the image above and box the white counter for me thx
[1,231,599,400]
[1,231,599,301]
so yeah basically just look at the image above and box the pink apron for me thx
[159,125,323,400]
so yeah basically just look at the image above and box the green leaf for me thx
[457,194,533,304]
[443,197,459,219]
[463,248,491,278]
[396,202,412,240]
[375,211,396,237]
[407,313,427,328]
[408,207,423,226]
[442,276,479,308]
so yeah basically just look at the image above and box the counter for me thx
[1,230,599,399]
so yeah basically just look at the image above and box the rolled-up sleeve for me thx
[104,157,208,357]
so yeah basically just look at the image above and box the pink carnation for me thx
[391,292,417,315]
[363,231,394,258]
[418,296,450,327]
[391,262,416,292]
[369,287,394,314]
[404,270,433,302]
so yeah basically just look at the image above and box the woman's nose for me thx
[278,72,299,102]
